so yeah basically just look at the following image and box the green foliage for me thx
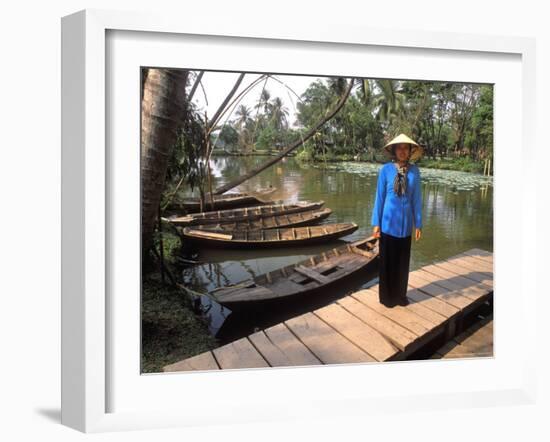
[164,100,208,201]
[256,124,279,151]
[417,156,484,174]
[215,125,239,151]
[465,85,493,160]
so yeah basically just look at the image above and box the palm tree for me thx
[269,97,289,131]
[373,79,406,127]
[141,68,189,261]
[256,88,272,115]
[234,104,253,150]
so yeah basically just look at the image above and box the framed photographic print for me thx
[61,9,538,433]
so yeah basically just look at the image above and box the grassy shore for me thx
[141,230,218,373]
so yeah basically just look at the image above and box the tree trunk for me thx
[213,78,356,195]
[141,68,189,260]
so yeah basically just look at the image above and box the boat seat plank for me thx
[314,304,399,361]
[284,312,375,364]
[293,265,331,284]
[186,229,233,240]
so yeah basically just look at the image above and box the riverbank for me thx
[213,150,490,174]
[295,152,489,174]
[141,231,218,373]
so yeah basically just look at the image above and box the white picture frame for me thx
[61,8,538,433]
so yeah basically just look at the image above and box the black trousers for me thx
[378,231,412,306]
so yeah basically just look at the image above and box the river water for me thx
[179,155,493,343]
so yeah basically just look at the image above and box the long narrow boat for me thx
[167,201,324,227]
[210,236,379,311]
[167,192,274,213]
[182,223,358,249]
[187,208,332,232]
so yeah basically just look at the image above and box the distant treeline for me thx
[212,78,493,164]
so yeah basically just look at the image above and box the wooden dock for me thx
[431,314,493,359]
[163,248,494,372]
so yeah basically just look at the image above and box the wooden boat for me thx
[166,192,274,213]
[187,208,333,232]
[167,201,325,227]
[210,236,379,311]
[182,223,358,249]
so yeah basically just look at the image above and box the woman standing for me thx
[371,134,424,307]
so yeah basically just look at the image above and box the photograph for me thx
[140,68,494,374]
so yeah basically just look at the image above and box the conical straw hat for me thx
[383,133,423,161]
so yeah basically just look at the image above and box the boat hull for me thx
[182,223,358,249]
[168,201,325,227]
[212,236,379,311]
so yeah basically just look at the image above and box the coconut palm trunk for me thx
[213,78,356,195]
[141,68,189,259]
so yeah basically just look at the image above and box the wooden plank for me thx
[446,283,492,304]
[408,273,473,310]
[263,323,322,366]
[186,229,233,240]
[447,255,493,274]
[284,312,375,364]
[421,264,489,290]
[433,260,493,287]
[461,249,493,264]
[314,303,399,361]
[163,351,219,372]
[405,285,460,318]
[213,338,269,369]
[411,269,465,291]
[399,291,449,326]
[351,246,374,258]
[421,280,490,310]
[337,296,417,351]
[294,265,330,284]
[351,289,434,336]
[248,331,296,367]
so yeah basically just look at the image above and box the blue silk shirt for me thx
[371,161,423,238]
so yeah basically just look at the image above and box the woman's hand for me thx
[415,228,422,241]
[372,226,381,238]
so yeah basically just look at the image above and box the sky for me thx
[190,71,330,129]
